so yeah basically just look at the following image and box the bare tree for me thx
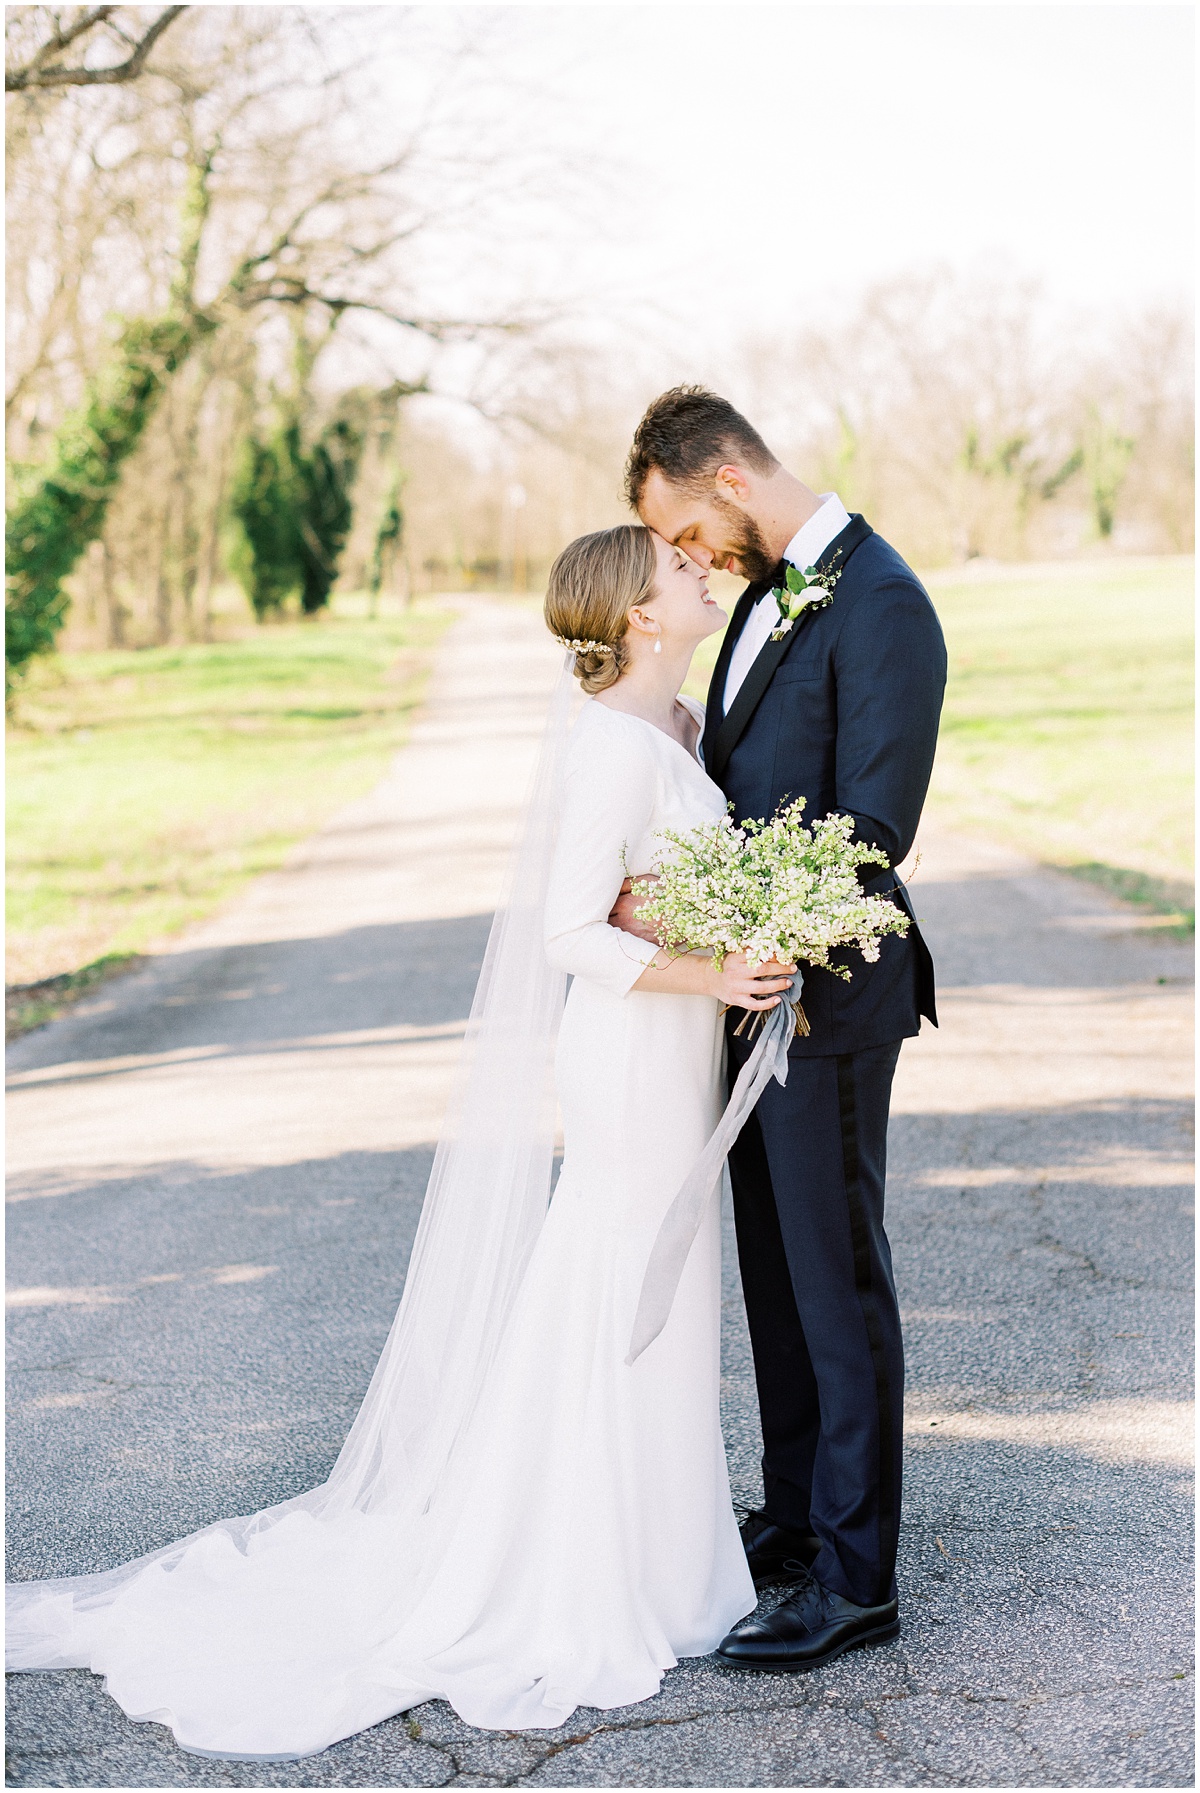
[6,5,187,93]
[728,271,1192,565]
[387,274,1194,588]
[6,6,571,659]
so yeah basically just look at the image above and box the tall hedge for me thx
[228,429,303,618]
[296,418,363,613]
[229,414,363,618]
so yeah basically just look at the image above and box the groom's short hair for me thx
[625,386,778,509]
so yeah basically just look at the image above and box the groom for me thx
[613,387,946,1670]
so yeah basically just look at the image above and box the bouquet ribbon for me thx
[625,976,802,1365]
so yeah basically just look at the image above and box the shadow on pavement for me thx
[912,866,1195,990]
[6,1146,433,1581]
[9,1098,1193,1565]
[7,914,496,1077]
[5,1079,1194,1786]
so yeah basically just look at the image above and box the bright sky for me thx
[450,2,1195,347]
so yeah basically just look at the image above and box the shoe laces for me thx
[777,1562,828,1630]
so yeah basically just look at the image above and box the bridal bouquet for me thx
[622,799,910,1363]
[629,799,910,1037]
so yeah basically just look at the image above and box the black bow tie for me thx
[749,561,789,601]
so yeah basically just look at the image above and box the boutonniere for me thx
[769,559,842,641]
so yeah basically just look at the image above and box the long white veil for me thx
[6,651,578,1672]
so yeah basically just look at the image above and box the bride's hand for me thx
[608,874,663,944]
[708,953,796,1011]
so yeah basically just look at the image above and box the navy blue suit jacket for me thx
[703,514,947,1057]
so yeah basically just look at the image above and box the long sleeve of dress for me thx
[544,716,662,998]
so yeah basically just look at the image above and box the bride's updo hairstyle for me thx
[544,525,656,695]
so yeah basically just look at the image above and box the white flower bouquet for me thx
[622,798,911,1364]
[629,797,910,1038]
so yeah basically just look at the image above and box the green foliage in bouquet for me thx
[629,798,910,976]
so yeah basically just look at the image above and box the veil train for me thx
[6,652,579,1755]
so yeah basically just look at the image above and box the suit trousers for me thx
[727,1034,905,1608]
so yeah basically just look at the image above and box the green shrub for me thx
[228,428,304,617]
[229,415,363,618]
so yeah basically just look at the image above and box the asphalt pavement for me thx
[6,601,1194,1788]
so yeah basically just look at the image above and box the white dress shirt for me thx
[721,494,851,714]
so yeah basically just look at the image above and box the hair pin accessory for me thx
[554,635,614,656]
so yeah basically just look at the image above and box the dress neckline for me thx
[590,696,706,771]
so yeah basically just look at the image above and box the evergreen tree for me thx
[228,428,303,618]
[296,418,363,614]
[229,413,363,618]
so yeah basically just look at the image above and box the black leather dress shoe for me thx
[738,1509,820,1587]
[717,1568,900,1671]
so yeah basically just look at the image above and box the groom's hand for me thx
[609,875,662,944]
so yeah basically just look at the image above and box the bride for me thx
[6,524,796,1761]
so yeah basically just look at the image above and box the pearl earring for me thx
[653,633,662,654]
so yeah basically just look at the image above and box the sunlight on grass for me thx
[926,558,1193,883]
[9,560,1192,1009]
[7,603,451,989]
[684,557,1193,890]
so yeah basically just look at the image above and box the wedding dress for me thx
[6,685,755,1761]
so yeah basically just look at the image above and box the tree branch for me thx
[6,5,187,92]
[225,154,422,291]
[22,6,116,77]
[224,276,535,344]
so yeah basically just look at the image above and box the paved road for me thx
[7,603,1194,1788]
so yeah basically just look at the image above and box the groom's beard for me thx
[712,498,777,584]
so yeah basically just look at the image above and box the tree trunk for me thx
[101,538,128,648]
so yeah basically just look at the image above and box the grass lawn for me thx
[7,557,1192,1035]
[6,603,452,1017]
[924,557,1192,896]
[685,555,1193,909]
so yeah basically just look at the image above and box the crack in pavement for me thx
[6,607,1193,1788]
[386,1666,1197,1789]
[10,1668,1191,1790]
